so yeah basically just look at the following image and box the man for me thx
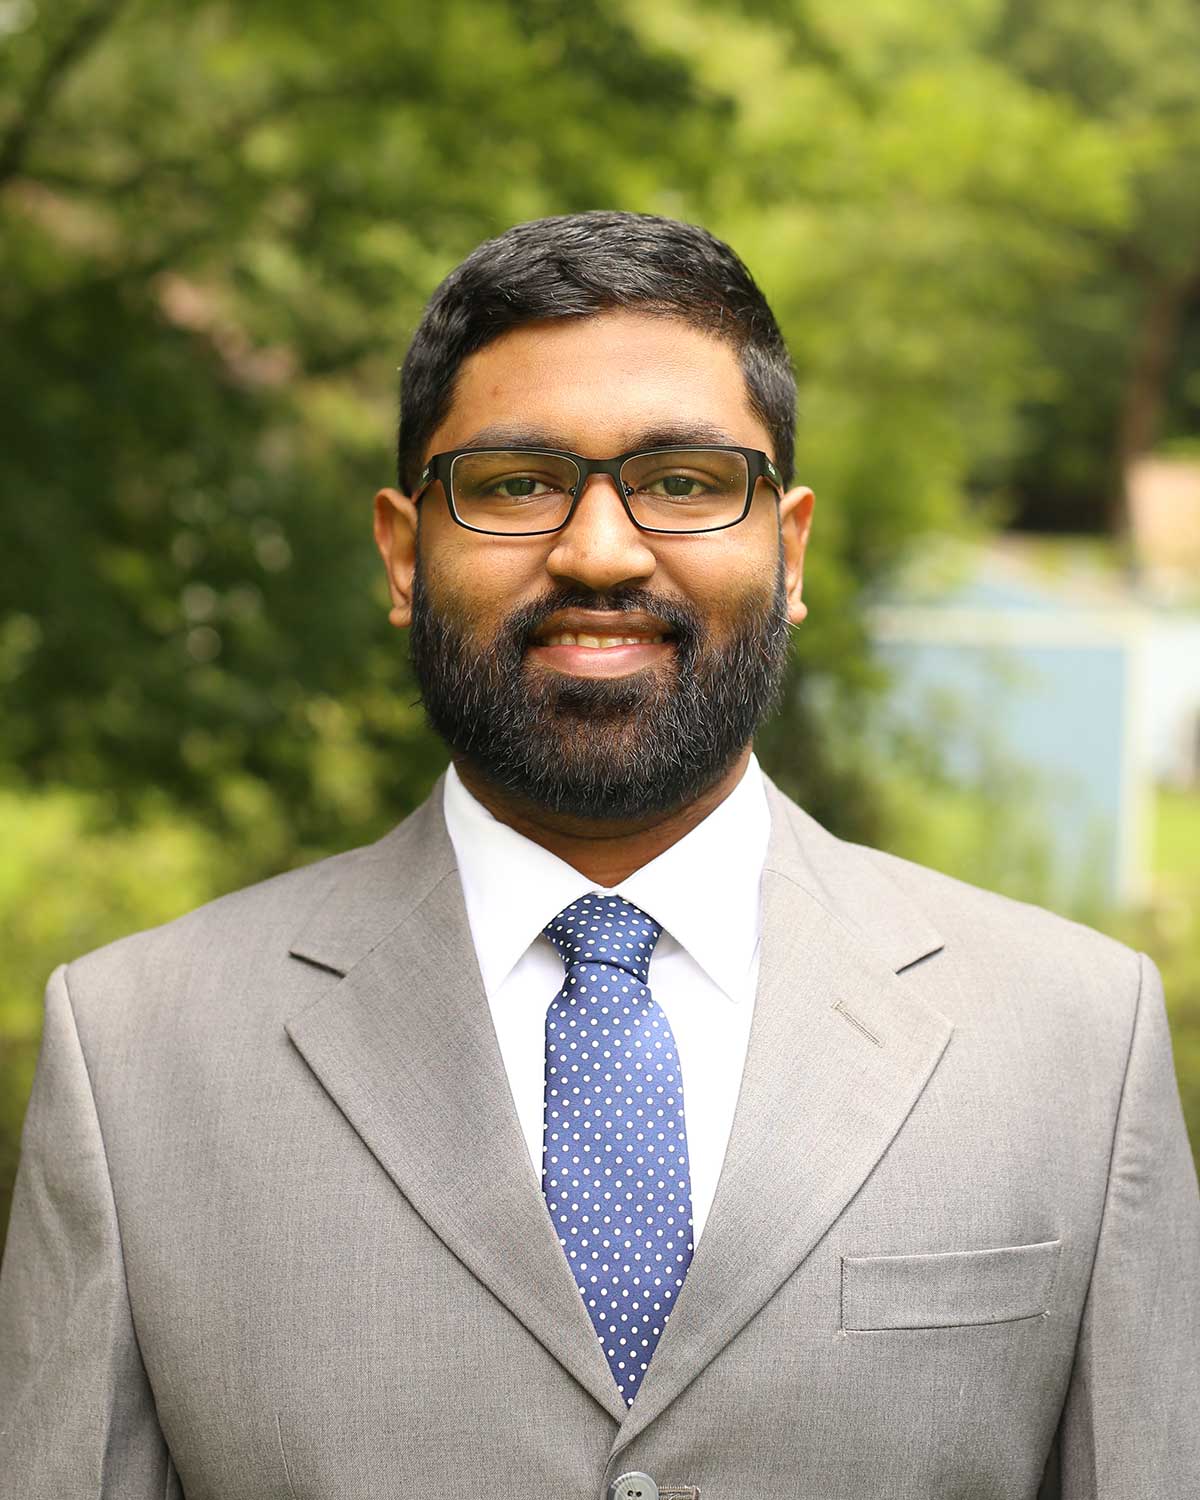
[1,211,1197,1500]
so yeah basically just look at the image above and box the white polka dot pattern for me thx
[541,892,694,1408]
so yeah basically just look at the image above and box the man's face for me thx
[374,309,814,821]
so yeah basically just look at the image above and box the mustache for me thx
[501,587,705,655]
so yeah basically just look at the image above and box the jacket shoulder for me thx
[60,786,447,1008]
[767,781,1144,1032]
[64,838,368,1001]
[856,838,1137,973]
[846,838,1146,1051]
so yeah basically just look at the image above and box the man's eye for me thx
[487,476,550,499]
[644,473,708,499]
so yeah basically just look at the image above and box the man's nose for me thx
[544,472,658,591]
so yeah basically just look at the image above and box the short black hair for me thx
[397,211,796,492]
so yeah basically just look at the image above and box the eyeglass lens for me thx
[448,449,751,534]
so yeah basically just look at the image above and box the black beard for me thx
[408,557,791,821]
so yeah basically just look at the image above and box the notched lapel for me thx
[280,778,953,1449]
[612,785,953,1456]
[285,796,627,1425]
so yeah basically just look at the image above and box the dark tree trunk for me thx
[1112,268,1199,549]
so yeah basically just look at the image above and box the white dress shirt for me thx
[442,754,770,1246]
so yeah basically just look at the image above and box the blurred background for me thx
[2,0,1199,1238]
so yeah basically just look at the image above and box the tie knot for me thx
[543,893,662,985]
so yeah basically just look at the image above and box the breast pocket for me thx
[840,1238,1062,1331]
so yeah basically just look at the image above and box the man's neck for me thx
[452,747,753,887]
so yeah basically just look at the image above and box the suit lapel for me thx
[283,775,953,1445]
[609,781,952,1457]
[285,788,629,1423]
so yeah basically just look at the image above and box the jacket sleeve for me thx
[1053,951,1200,1498]
[0,964,178,1497]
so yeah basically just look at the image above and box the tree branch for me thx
[0,0,130,186]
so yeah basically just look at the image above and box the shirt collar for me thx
[443,755,770,1004]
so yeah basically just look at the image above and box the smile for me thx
[526,634,675,679]
[539,633,668,648]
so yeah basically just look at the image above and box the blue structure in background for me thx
[870,544,1145,907]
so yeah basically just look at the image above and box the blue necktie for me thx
[541,892,695,1407]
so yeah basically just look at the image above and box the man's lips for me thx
[524,612,677,677]
[525,637,675,677]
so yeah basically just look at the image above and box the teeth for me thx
[541,633,666,648]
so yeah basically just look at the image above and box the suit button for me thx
[608,1473,659,1500]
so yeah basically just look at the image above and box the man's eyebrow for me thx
[455,425,569,451]
[622,422,742,452]
[454,421,744,454]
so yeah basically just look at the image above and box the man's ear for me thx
[778,485,815,624]
[373,487,419,627]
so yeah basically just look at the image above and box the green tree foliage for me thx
[1,0,1141,850]
[989,0,1200,530]
[0,0,733,853]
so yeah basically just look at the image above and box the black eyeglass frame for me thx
[412,444,785,536]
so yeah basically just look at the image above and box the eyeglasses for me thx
[412,445,784,536]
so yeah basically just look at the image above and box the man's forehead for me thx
[428,310,767,457]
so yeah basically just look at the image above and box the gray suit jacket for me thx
[2,778,1198,1499]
